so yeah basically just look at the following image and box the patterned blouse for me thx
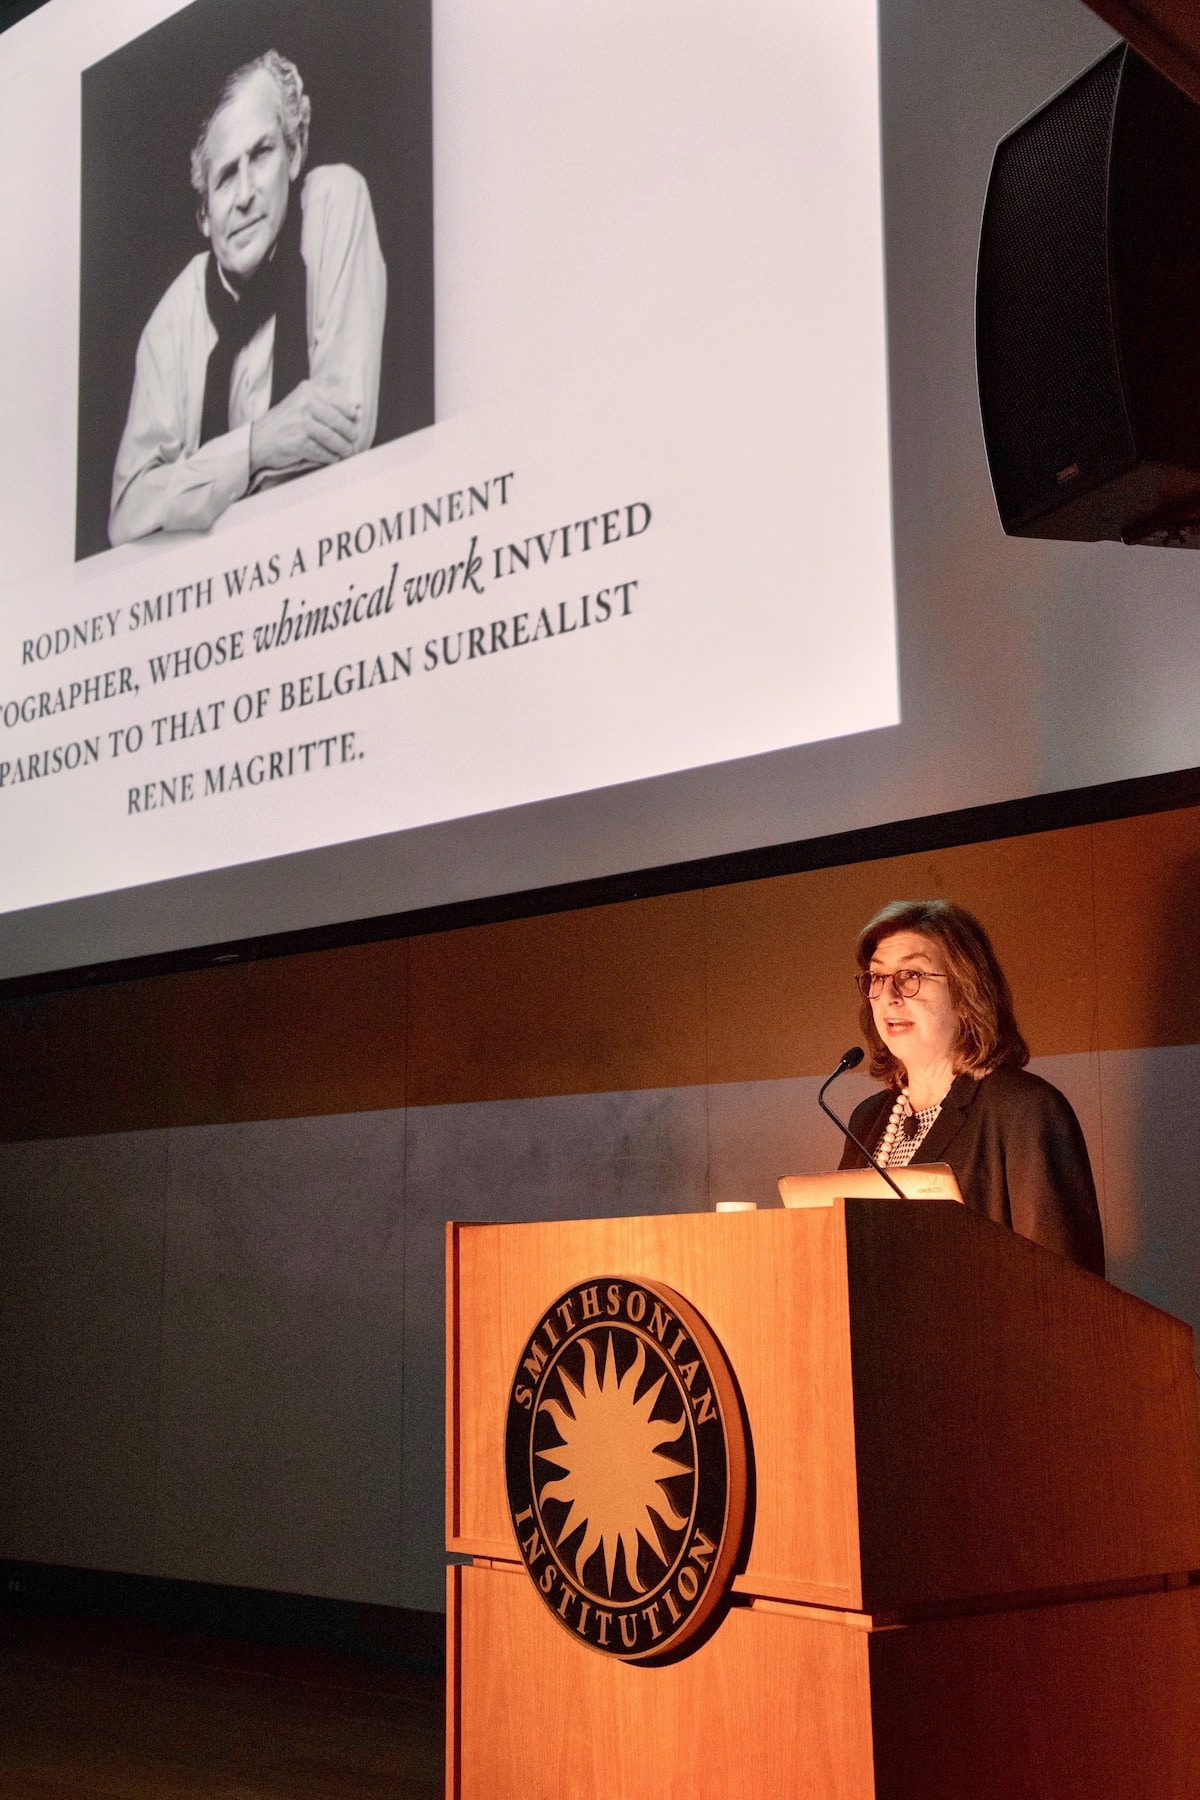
[878,1091,944,1167]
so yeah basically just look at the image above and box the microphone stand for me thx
[818,1051,909,1203]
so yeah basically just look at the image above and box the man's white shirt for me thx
[109,164,387,545]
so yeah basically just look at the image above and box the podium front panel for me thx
[448,1208,865,1609]
[448,1204,1200,1613]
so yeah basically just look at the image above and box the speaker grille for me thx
[977,48,1135,529]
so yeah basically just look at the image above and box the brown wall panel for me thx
[704,826,1097,1083]
[920,828,1098,1059]
[703,864,875,1086]
[406,891,707,1105]
[0,939,407,1142]
[163,939,408,1126]
[0,981,172,1142]
[1093,805,1200,1052]
[3,803,1200,1140]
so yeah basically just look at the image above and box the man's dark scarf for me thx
[199,188,309,445]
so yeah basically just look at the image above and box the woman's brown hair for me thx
[856,899,1030,1087]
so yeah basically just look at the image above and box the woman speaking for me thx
[839,899,1105,1276]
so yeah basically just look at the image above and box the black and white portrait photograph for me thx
[74,0,433,560]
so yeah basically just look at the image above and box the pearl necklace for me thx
[877,1089,946,1168]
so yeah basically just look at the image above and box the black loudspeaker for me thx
[977,44,1200,547]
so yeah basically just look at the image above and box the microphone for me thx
[817,1046,908,1203]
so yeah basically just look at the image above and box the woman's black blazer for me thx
[838,1065,1105,1277]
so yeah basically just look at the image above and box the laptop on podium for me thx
[777,1164,964,1208]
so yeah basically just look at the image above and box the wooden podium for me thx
[445,1203,1200,1798]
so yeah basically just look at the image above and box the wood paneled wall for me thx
[3,804,1200,1141]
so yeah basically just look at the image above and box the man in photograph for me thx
[109,49,387,545]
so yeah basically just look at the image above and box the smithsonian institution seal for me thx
[504,1275,749,1661]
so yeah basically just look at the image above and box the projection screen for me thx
[0,0,1192,979]
[0,0,897,960]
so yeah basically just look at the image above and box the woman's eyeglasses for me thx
[855,969,949,999]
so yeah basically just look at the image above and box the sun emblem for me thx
[505,1276,750,1662]
[536,1332,691,1597]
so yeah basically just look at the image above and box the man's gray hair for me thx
[190,49,311,205]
